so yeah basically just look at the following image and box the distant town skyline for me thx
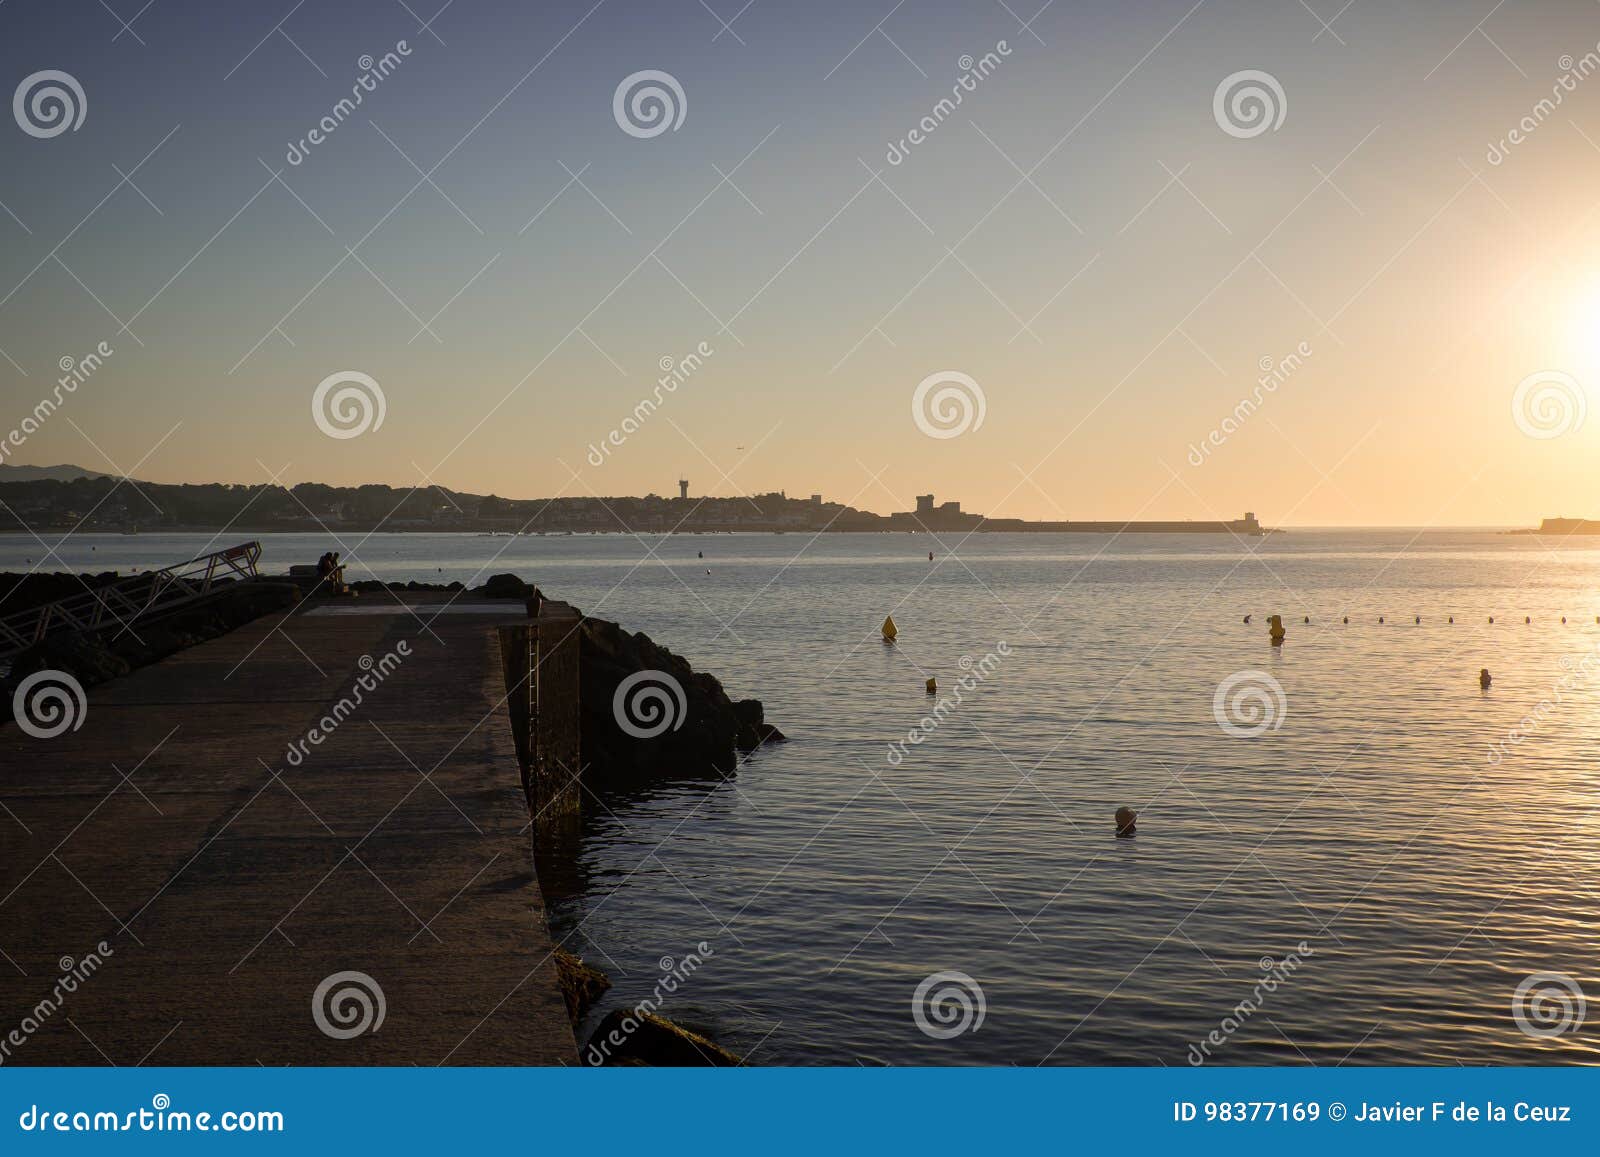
[7,2,1600,526]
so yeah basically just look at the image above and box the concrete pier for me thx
[0,594,575,1065]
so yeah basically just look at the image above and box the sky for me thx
[4,0,1600,526]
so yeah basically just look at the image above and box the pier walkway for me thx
[0,594,575,1065]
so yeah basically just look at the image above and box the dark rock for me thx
[584,1009,742,1067]
[553,948,611,1027]
[0,571,123,613]
[482,573,531,599]
[3,580,299,713]
[578,614,781,782]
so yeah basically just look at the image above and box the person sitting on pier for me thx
[327,551,347,593]
[314,551,348,594]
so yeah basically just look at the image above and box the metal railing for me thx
[0,541,263,662]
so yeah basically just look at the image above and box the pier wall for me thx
[498,599,583,816]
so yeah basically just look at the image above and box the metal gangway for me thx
[0,541,263,663]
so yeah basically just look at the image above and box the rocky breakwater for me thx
[1,573,299,709]
[578,613,786,783]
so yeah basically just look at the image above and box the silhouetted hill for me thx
[0,463,113,482]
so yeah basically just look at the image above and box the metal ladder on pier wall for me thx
[0,541,263,663]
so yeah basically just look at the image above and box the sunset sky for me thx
[6,1,1600,525]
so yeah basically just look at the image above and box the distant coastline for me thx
[0,466,1268,536]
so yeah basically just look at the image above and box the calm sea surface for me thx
[6,529,1600,1065]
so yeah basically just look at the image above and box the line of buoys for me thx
[1247,613,1600,625]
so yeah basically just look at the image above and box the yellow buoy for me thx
[925,677,937,694]
[1268,614,1286,644]
[881,614,898,642]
